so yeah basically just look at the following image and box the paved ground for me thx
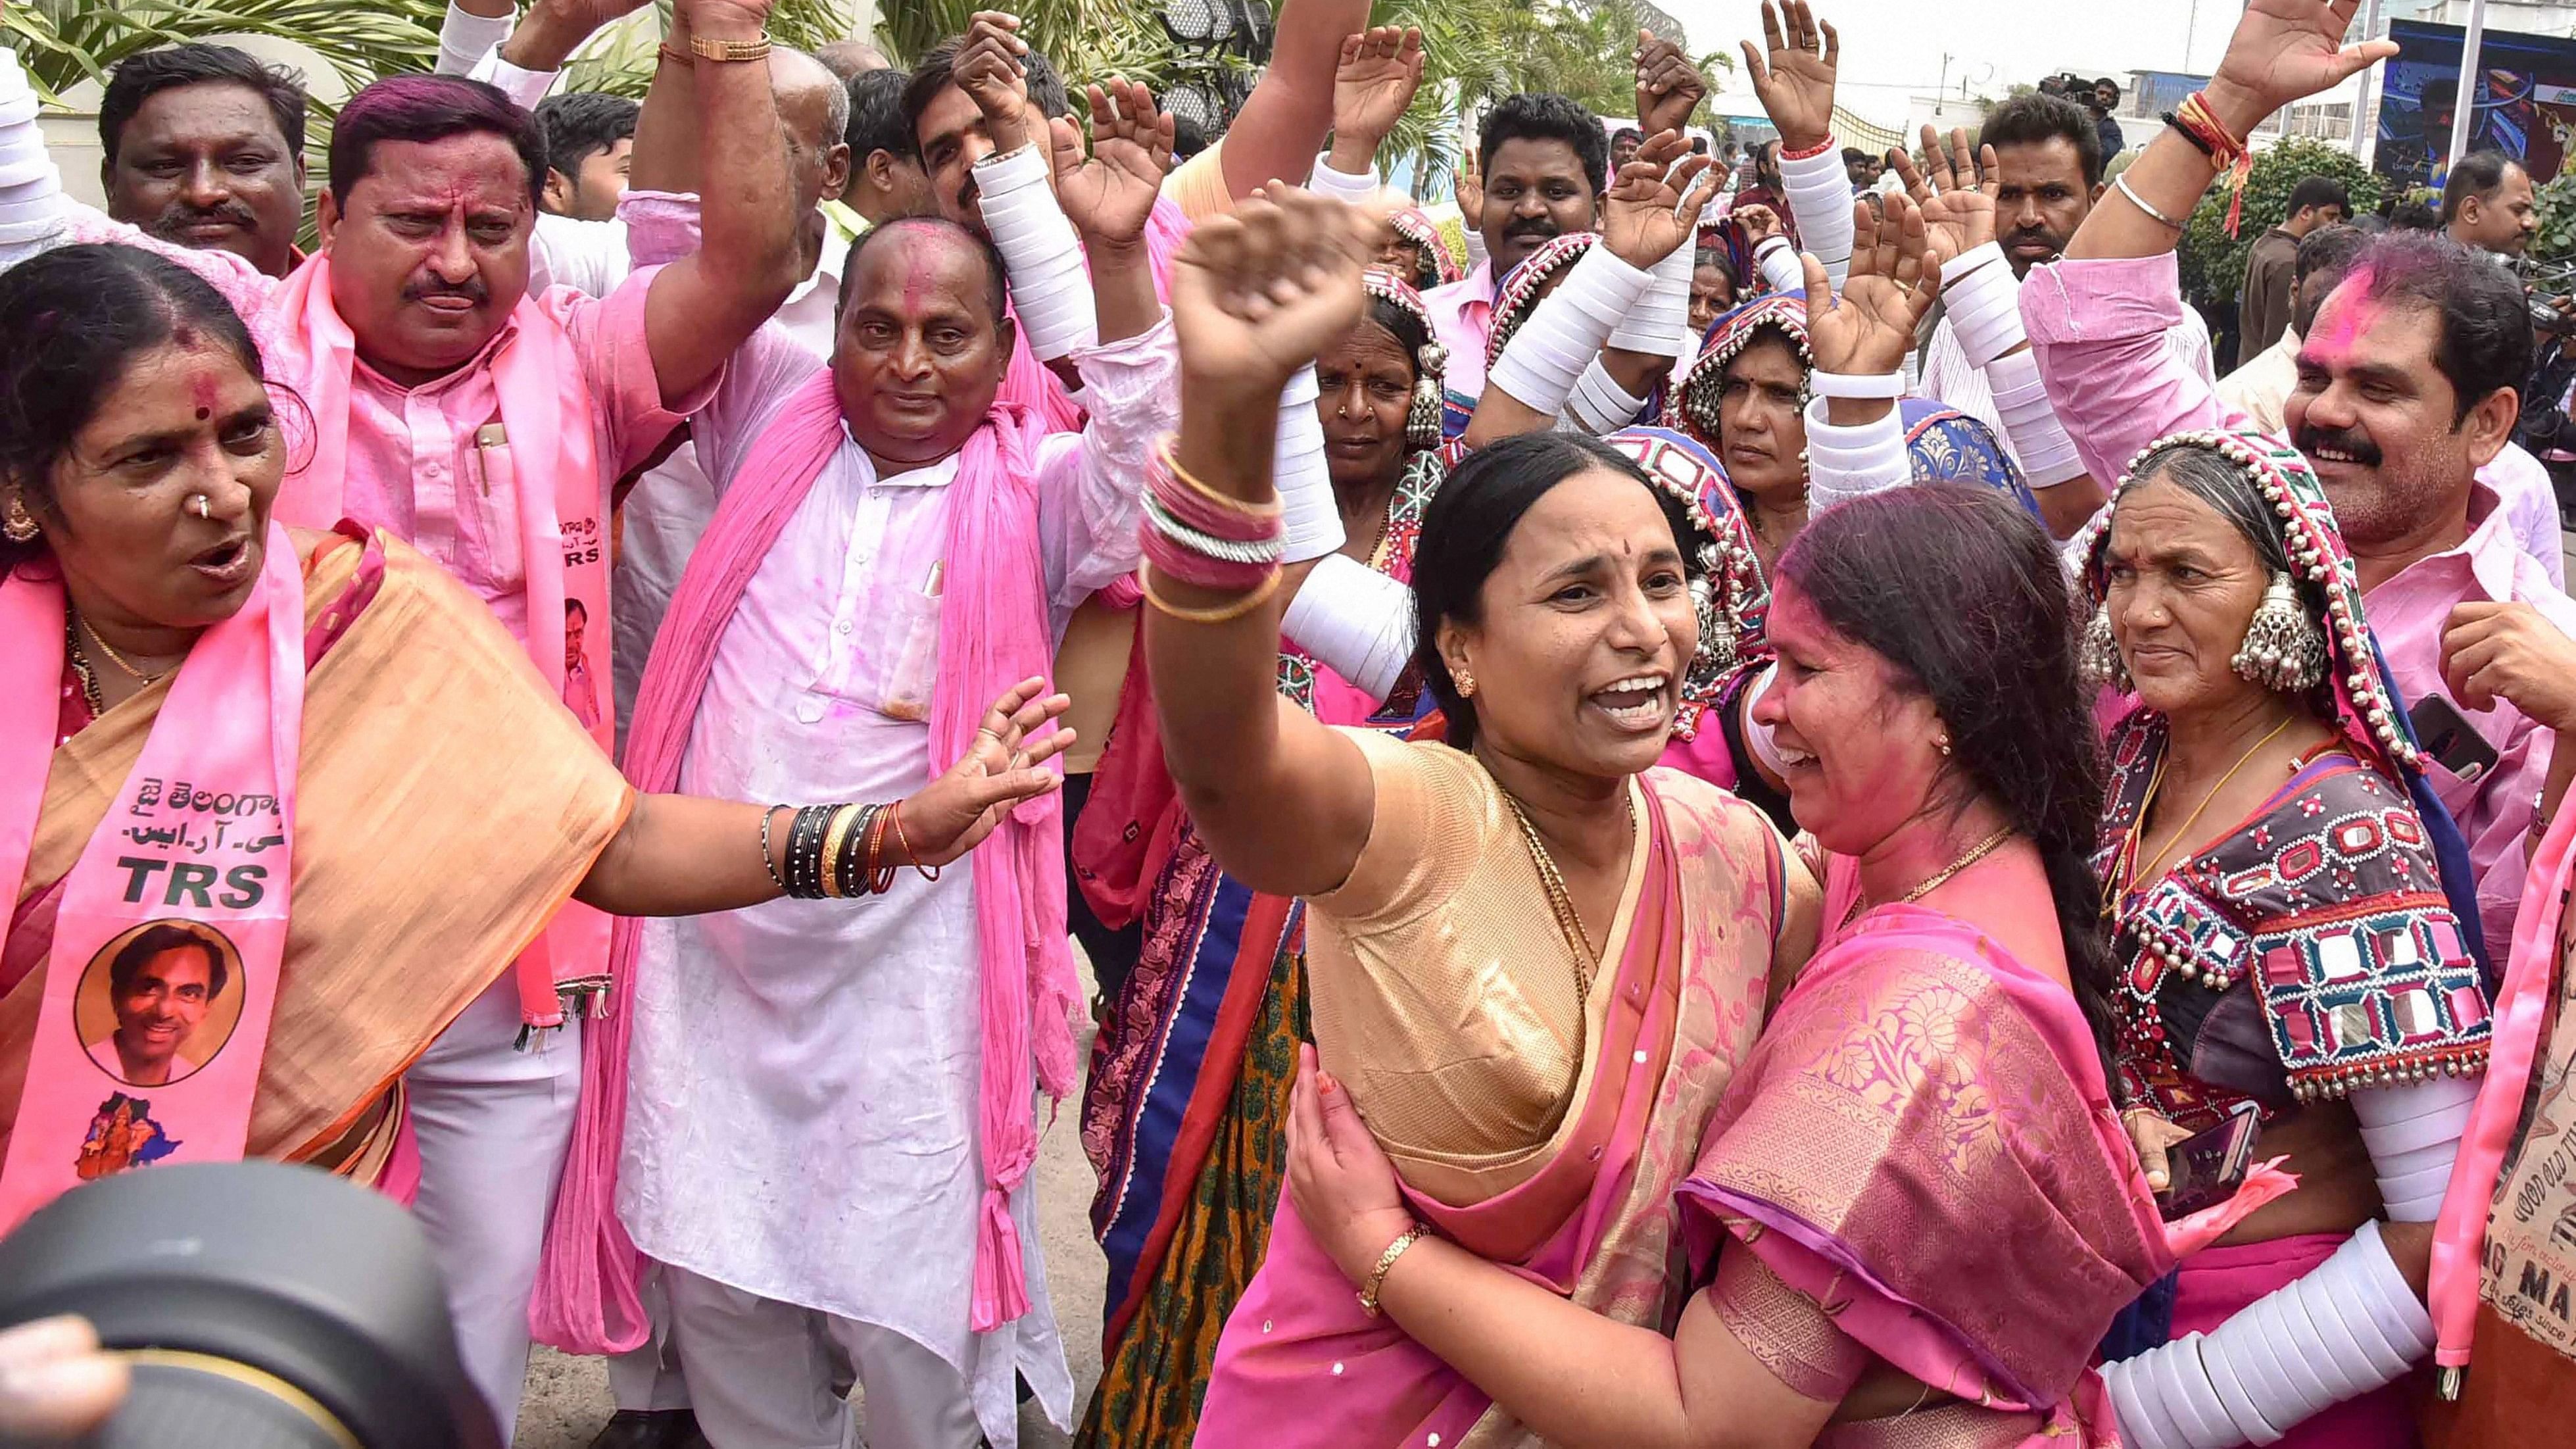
[512,961,1110,1449]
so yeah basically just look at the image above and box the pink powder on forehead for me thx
[2309,266,2379,356]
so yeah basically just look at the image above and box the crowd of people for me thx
[2,0,2575,1446]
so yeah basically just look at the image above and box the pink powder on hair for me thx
[2309,266,2379,358]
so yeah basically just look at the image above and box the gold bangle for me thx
[816,803,862,898]
[1157,438,1283,519]
[687,33,773,62]
[1140,567,1283,625]
[1357,1222,1426,1318]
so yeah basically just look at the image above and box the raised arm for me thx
[1050,78,1177,346]
[1215,0,1373,201]
[1467,132,1715,445]
[1797,193,1943,511]
[1742,1,1854,289]
[1146,187,1388,898]
[1315,26,1424,191]
[1897,128,2106,537]
[2029,0,2389,481]
[638,0,808,405]
[576,680,1072,914]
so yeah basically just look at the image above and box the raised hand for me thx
[1889,124,1997,269]
[1331,26,1424,162]
[953,11,1035,156]
[1802,192,1941,376]
[2206,0,2398,137]
[1453,141,1484,221]
[1741,0,1839,153]
[1051,80,1177,248]
[1171,184,1386,399]
[1733,202,1785,247]
[1634,30,1709,139]
[1602,130,1720,270]
[898,677,1075,868]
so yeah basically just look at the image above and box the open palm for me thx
[1803,193,1941,376]
[2212,0,2399,124]
[1741,0,1838,151]
[1172,185,1383,396]
[1602,132,1718,269]
[1051,80,1175,247]
[1891,126,1997,270]
[1333,26,1424,146]
[902,677,1076,868]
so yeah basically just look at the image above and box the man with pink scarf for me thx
[531,64,1196,1446]
[0,0,804,1435]
[2016,4,2573,977]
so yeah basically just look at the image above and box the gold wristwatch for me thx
[687,32,773,62]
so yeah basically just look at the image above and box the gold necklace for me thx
[1501,786,1635,1012]
[1843,822,2016,929]
[2122,715,2295,896]
[74,614,172,685]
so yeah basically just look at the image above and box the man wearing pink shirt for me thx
[0,0,802,1434]
[2018,24,2571,972]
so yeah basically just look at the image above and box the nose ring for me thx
[188,494,212,520]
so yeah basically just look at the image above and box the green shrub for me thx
[2177,137,2386,309]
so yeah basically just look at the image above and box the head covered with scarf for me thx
[1388,205,1464,291]
[1668,291,2033,509]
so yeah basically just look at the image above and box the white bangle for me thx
[1306,155,1380,201]
[1741,663,1789,779]
[1282,554,1416,702]
[1566,356,1651,434]
[975,143,1097,360]
[1753,237,1805,298]
[1938,241,2028,368]
[1778,145,1855,287]
[1607,241,1695,356]
[1487,246,1652,419]
[2352,1077,2477,1222]
[1273,367,1344,564]
[1801,396,1912,511]
[1986,349,2085,488]
[1810,370,1905,399]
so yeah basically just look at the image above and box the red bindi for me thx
[189,372,222,421]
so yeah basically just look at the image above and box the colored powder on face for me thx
[2308,269,2379,359]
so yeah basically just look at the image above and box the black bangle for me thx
[786,804,832,899]
[2161,111,2215,158]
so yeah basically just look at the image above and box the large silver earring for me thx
[2079,601,2132,691]
[2233,571,2329,693]
[1691,575,1738,675]
[1408,343,1447,451]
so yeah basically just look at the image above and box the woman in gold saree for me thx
[1288,483,2185,1446]
[0,243,1075,1216]
[1134,187,1817,1448]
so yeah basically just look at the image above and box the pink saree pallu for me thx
[1197,783,1716,1449]
[1679,904,2175,1446]
[0,526,303,1229]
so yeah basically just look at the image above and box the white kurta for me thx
[617,316,1177,1448]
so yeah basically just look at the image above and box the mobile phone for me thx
[2412,693,2502,784]
[2156,1106,2261,1221]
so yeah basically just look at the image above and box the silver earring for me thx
[1691,575,1738,675]
[1407,357,1446,451]
[2079,601,2132,691]
[2232,571,2329,693]
[1935,735,1951,756]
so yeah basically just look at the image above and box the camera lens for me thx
[0,1162,497,1449]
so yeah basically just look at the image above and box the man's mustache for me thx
[404,278,491,305]
[152,199,258,235]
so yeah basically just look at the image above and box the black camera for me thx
[0,1162,498,1448]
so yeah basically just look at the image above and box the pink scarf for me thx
[0,526,302,1230]
[533,368,1084,1352]
[264,254,615,1030]
[2429,791,2576,1382]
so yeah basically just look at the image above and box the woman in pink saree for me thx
[1138,186,1818,1449]
[1286,485,2179,1446]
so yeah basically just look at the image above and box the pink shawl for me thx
[1195,783,1697,1446]
[532,367,1084,1352]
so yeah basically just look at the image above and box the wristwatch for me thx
[687,32,773,62]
